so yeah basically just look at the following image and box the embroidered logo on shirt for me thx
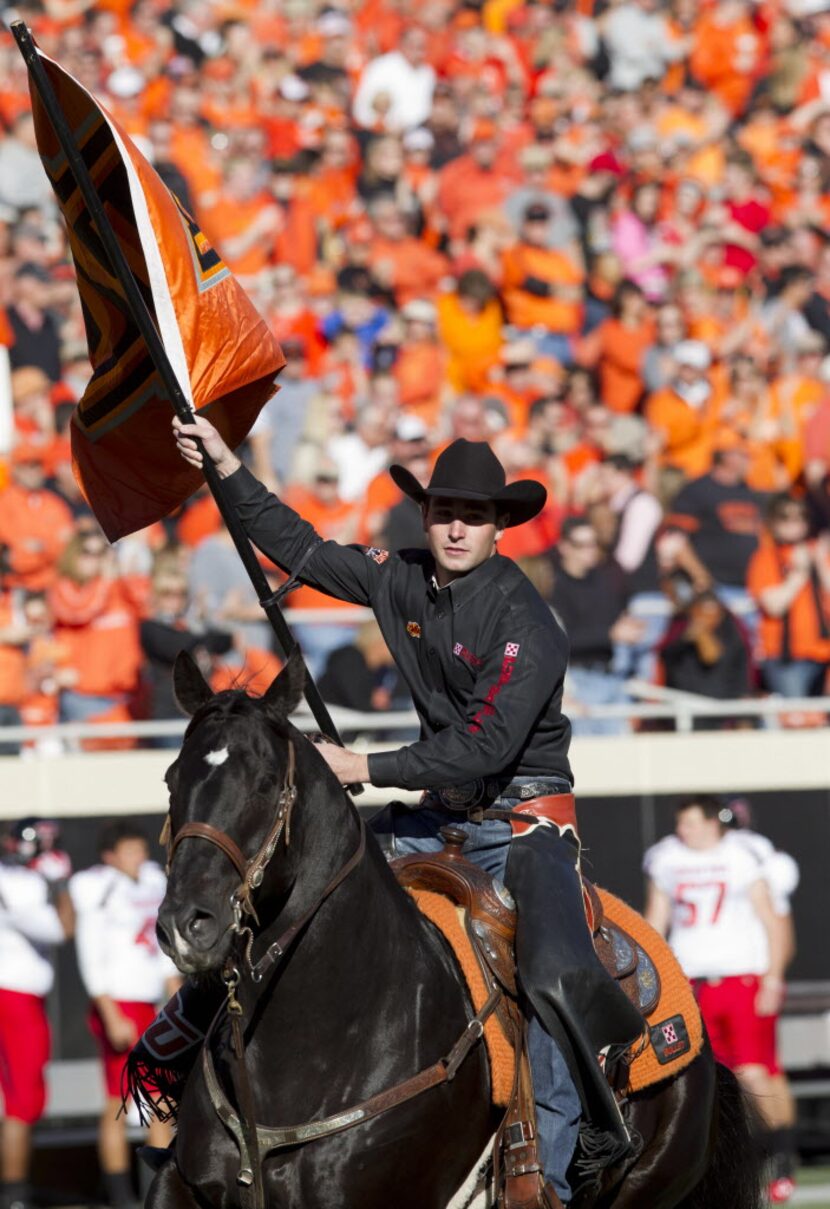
[469,642,519,733]
[406,621,421,638]
[364,546,389,565]
[453,642,482,668]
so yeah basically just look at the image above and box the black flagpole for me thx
[10,19,355,758]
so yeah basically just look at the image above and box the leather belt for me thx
[501,779,573,801]
[431,778,572,813]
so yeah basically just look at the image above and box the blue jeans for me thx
[59,690,121,723]
[0,704,21,756]
[292,622,359,681]
[565,665,629,736]
[713,584,759,650]
[761,659,826,698]
[612,591,669,684]
[371,789,581,1203]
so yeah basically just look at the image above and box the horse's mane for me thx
[183,686,292,742]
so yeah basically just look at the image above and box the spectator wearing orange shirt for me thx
[357,415,431,547]
[747,495,830,699]
[393,299,447,427]
[200,158,282,282]
[690,0,766,118]
[435,119,518,242]
[367,198,449,306]
[436,269,504,393]
[282,457,361,678]
[502,200,585,366]
[0,444,73,593]
[579,279,655,415]
[49,531,143,726]
[0,582,29,754]
[488,338,554,433]
[645,339,722,482]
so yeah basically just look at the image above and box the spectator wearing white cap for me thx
[644,339,720,483]
[358,414,431,549]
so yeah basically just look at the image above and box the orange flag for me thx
[27,50,285,541]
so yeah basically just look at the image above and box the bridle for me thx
[165,739,298,933]
[160,733,366,981]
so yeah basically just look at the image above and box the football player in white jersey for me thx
[725,798,801,1205]
[0,820,74,1209]
[643,795,787,1179]
[69,822,179,1209]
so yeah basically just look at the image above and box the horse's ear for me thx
[261,647,306,718]
[173,650,214,716]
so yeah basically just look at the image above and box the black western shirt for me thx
[224,467,573,792]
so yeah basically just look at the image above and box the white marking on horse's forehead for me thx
[205,746,230,767]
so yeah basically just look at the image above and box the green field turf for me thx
[794,1165,830,1206]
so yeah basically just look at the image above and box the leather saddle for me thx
[392,827,661,1209]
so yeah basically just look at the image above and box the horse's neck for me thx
[245,760,413,1010]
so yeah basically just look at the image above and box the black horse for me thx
[148,651,762,1209]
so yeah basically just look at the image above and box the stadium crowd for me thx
[5,0,830,741]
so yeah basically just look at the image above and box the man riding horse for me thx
[173,417,645,1207]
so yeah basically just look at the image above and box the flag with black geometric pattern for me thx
[27,49,285,540]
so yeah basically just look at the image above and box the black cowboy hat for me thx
[389,438,546,528]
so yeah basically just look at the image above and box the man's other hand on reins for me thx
[315,742,369,787]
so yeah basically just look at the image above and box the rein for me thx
[202,982,502,1200]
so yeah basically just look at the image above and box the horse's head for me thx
[156,649,306,975]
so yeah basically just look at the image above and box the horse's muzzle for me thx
[157,900,227,973]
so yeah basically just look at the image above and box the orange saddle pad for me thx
[597,888,705,1094]
[408,888,515,1107]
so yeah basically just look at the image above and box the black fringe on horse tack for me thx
[680,1062,765,1209]
[121,1055,184,1127]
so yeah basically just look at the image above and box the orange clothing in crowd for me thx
[579,317,655,414]
[0,596,26,707]
[748,539,830,662]
[436,158,517,241]
[368,238,449,306]
[200,192,278,278]
[691,9,766,116]
[169,127,223,209]
[274,193,319,279]
[497,467,563,560]
[645,383,724,479]
[211,647,283,696]
[436,291,504,392]
[306,166,359,231]
[0,485,74,591]
[177,494,222,548]
[356,473,403,545]
[49,576,143,698]
[394,341,447,421]
[281,486,359,613]
[502,244,584,334]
